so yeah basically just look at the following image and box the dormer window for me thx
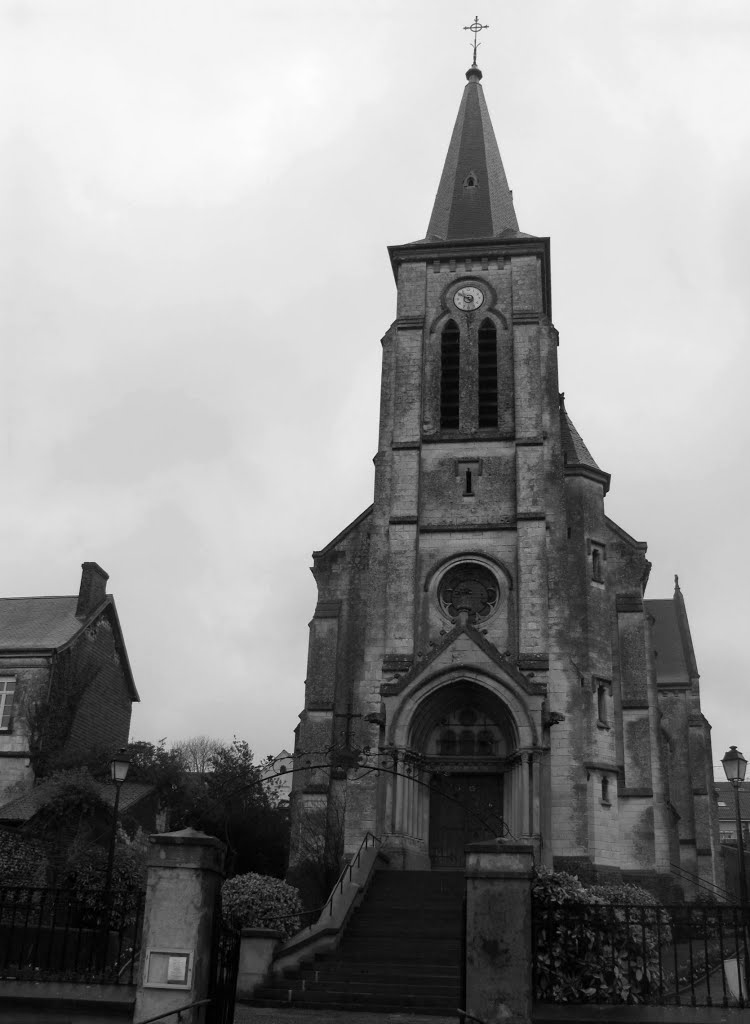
[463,173,478,188]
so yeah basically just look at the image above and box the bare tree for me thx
[171,735,223,774]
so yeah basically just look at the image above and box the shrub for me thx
[0,829,47,886]
[533,867,671,1004]
[221,873,303,938]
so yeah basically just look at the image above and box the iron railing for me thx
[262,832,383,933]
[207,893,241,1024]
[0,885,145,985]
[533,900,749,1008]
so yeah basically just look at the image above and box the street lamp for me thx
[722,745,749,996]
[104,748,130,893]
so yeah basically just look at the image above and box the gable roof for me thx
[715,781,750,822]
[380,619,546,699]
[0,596,85,650]
[645,579,699,687]
[0,779,155,824]
[0,595,139,701]
[646,599,689,684]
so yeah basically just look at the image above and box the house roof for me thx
[715,781,750,822]
[0,779,156,824]
[0,594,139,701]
[0,596,87,650]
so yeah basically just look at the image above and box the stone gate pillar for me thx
[134,828,225,1024]
[464,838,535,1024]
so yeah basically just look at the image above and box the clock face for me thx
[453,286,484,311]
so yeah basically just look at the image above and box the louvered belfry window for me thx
[477,319,498,428]
[440,320,460,429]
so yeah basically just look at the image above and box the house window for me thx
[0,678,15,731]
[477,319,498,428]
[440,320,460,429]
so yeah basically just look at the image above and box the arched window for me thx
[477,319,498,428]
[477,729,494,756]
[440,320,460,429]
[438,729,457,756]
[459,730,475,756]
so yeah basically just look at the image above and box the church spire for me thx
[426,63,519,241]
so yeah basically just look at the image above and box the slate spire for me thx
[426,65,519,241]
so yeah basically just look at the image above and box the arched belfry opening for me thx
[386,679,538,869]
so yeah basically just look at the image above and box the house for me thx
[0,562,139,802]
[261,749,294,806]
[714,781,750,844]
[288,57,722,898]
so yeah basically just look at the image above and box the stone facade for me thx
[289,65,722,895]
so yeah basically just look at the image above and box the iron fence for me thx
[533,900,749,1008]
[0,885,145,985]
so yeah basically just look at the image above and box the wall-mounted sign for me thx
[144,948,194,990]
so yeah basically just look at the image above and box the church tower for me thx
[290,57,722,894]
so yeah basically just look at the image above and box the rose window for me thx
[438,563,499,623]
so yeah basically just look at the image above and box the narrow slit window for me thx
[477,319,498,428]
[597,685,607,723]
[465,469,473,495]
[440,320,460,429]
[592,547,603,582]
[601,777,610,803]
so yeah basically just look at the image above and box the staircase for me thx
[252,870,464,1014]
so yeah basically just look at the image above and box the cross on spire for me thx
[464,15,489,67]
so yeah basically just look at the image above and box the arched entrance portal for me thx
[386,679,535,869]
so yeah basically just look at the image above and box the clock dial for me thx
[453,286,484,311]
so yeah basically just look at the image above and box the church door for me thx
[428,774,504,869]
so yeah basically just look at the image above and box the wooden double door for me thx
[428,773,504,869]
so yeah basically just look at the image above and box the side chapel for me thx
[289,56,722,895]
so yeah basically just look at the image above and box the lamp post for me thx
[104,748,130,894]
[722,745,749,996]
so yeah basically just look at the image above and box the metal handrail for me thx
[262,831,383,928]
[669,860,735,901]
[134,997,211,1024]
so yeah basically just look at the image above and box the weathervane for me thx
[464,15,489,67]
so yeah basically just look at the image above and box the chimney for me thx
[76,562,109,619]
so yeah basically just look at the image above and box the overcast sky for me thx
[3,1,749,779]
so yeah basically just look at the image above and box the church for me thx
[288,53,723,896]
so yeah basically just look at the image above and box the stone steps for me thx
[248,870,464,1013]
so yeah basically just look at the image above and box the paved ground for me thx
[235,1010,459,1024]
[1,1004,461,1024]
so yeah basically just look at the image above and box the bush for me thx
[533,867,672,1004]
[221,873,303,938]
[0,829,47,886]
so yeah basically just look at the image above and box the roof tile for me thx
[0,597,84,650]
